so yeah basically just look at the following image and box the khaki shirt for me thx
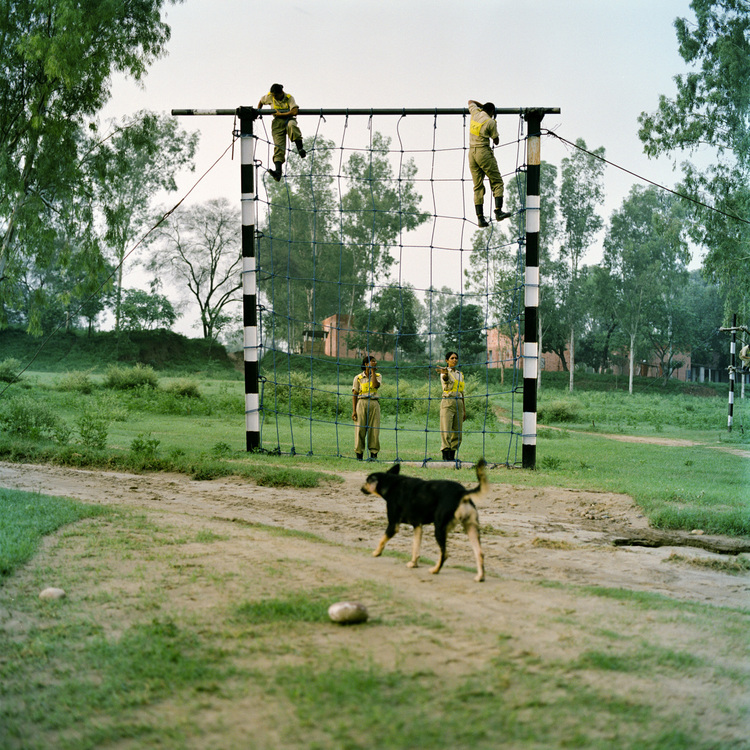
[259,92,298,115]
[441,368,465,398]
[353,372,382,399]
[468,102,498,147]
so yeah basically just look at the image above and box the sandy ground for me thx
[0,459,746,608]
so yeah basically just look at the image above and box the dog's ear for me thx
[387,463,400,475]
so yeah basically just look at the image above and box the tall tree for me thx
[88,111,198,330]
[148,198,242,340]
[341,131,429,315]
[603,186,689,392]
[559,139,606,391]
[349,283,424,360]
[444,303,486,363]
[258,140,341,349]
[258,132,429,353]
[0,0,178,295]
[638,0,750,320]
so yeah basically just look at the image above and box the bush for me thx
[539,400,580,423]
[130,432,161,460]
[0,358,22,384]
[104,363,159,390]
[0,396,67,442]
[76,412,109,451]
[165,379,201,398]
[57,370,95,394]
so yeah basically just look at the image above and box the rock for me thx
[39,587,66,600]
[328,601,368,625]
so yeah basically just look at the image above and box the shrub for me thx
[0,358,22,384]
[165,379,201,399]
[104,363,159,390]
[57,370,95,394]
[76,412,109,451]
[130,432,161,460]
[0,396,67,442]
[539,400,580,423]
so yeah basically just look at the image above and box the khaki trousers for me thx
[271,116,302,164]
[469,146,504,205]
[355,399,380,455]
[439,398,462,451]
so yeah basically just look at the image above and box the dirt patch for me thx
[0,460,745,608]
[1,461,748,746]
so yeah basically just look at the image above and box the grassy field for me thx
[0,348,747,535]
[1,335,749,749]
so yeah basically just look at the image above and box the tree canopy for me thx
[638,0,750,319]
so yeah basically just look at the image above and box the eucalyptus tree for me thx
[603,186,689,392]
[638,0,750,320]
[559,139,606,391]
[89,111,198,330]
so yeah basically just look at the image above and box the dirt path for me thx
[0,460,746,609]
[2,460,749,746]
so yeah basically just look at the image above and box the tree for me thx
[576,264,620,374]
[258,132,429,353]
[349,284,424,360]
[0,0,178,295]
[119,288,177,331]
[682,270,727,368]
[423,286,460,359]
[259,140,341,349]
[603,186,689,392]
[148,198,242,340]
[443,303,486,363]
[559,139,606,391]
[88,111,198,330]
[341,131,429,302]
[638,0,750,320]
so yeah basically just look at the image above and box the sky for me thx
[99,0,699,336]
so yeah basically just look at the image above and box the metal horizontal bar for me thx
[171,107,561,118]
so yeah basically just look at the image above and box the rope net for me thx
[254,112,528,466]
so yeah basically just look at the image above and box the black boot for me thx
[270,162,283,181]
[295,139,306,158]
[475,205,489,228]
[442,449,451,461]
[449,450,456,460]
[495,196,512,221]
[369,453,377,460]
[356,453,363,460]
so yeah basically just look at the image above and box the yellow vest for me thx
[442,370,464,397]
[356,372,380,398]
[268,93,294,114]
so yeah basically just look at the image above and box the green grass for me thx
[0,488,109,578]
[0,342,747,536]
[1,506,747,750]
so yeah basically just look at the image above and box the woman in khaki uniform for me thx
[436,351,465,461]
[468,99,512,227]
[352,356,381,460]
[257,83,307,181]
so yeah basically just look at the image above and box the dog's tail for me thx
[467,458,489,502]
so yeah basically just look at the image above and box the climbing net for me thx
[253,111,529,465]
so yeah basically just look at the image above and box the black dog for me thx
[361,459,488,582]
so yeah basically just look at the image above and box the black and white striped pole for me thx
[728,313,736,432]
[238,107,260,451]
[522,110,544,470]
